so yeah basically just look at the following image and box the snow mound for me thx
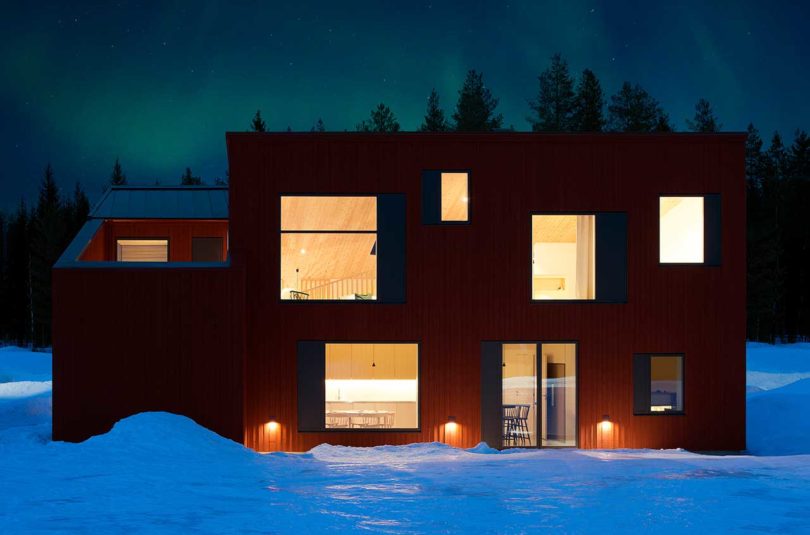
[747,342,810,373]
[310,441,467,463]
[747,378,810,455]
[0,346,52,383]
[80,412,254,459]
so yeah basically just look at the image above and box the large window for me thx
[532,215,595,300]
[634,354,684,415]
[116,239,168,262]
[325,343,419,429]
[660,196,704,263]
[281,196,377,300]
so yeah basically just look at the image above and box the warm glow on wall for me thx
[445,416,458,434]
[660,196,704,263]
[267,420,279,432]
[599,415,612,433]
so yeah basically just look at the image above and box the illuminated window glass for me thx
[280,196,377,300]
[116,239,168,262]
[325,343,418,429]
[441,172,469,222]
[531,215,595,300]
[660,197,703,263]
[634,354,684,415]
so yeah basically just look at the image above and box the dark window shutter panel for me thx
[480,342,503,448]
[421,171,441,224]
[704,194,722,266]
[191,237,224,262]
[595,212,628,303]
[297,341,325,431]
[633,354,651,415]
[377,193,406,303]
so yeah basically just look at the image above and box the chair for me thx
[502,405,520,447]
[289,290,309,300]
[513,405,531,446]
[326,415,350,428]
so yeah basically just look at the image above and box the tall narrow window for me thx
[325,343,419,429]
[660,197,704,263]
[281,196,377,300]
[634,354,684,415]
[441,172,469,222]
[532,215,595,300]
[116,239,168,262]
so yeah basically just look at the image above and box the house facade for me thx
[53,133,746,452]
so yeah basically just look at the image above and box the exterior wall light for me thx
[600,414,612,432]
[445,415,458,433]
[267,419,279,432]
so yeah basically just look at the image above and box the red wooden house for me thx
[53,133,746,452]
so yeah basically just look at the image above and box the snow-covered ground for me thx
[1,343,809,533]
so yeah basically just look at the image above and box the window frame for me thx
[421,169,472,226]
[115,237,170,262]
[299,340,422,433]
[658,193,721,267]
[528,211,599,304]
[279,193,380,304]
[633,353,686,416]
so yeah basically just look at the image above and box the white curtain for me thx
[575,216,595,299]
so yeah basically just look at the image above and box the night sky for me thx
[2,1,809,212]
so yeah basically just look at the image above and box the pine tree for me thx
[607,82,669,132]
[528,53,576,132]
[6,201,31,345]
[419,89,449,132]
[311,118,326,132]
[29,164,66,347]
[180,167,202,185]
[110,157,126,185]
[781,130,810,340]
[356,103,401,132]
[686,98,722,132]
[571,69,605,132]
[452,70,503,131]
[66,182,90,236]
[251,110,267,132]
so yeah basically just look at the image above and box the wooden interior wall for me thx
[52,266,245,443]
[227,133,746,453]
[79,219,229,261]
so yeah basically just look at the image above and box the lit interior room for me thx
[280,196,377,300]
[531,215,595,300]
[650,355,683,412]
[659,196,704,263]
[539,343,577,447]
[324,343,418,429]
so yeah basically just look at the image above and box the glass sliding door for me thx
[540,343,577,447]
[501,344,538,447]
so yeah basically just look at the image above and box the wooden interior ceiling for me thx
[660,196,702,219]
[532,215,578,243]
[281,196,377,231]
[281,233,376,286]
[441,173,469,221]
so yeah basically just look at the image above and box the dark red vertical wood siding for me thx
[226,133,746,452]
[78,219,229,262]
[52,266,245,443]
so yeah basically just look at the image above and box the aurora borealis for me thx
[2,1,809,210]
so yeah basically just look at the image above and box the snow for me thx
[1,344,810,532]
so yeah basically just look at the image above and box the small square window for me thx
[422,170,470,224]
[660,196,704,263]
[634,354,684,415]
[192,237,224,262]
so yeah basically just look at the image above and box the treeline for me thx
[1,54,807,346]
[0,165,89,347]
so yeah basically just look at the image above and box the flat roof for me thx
[89,185,228,220]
